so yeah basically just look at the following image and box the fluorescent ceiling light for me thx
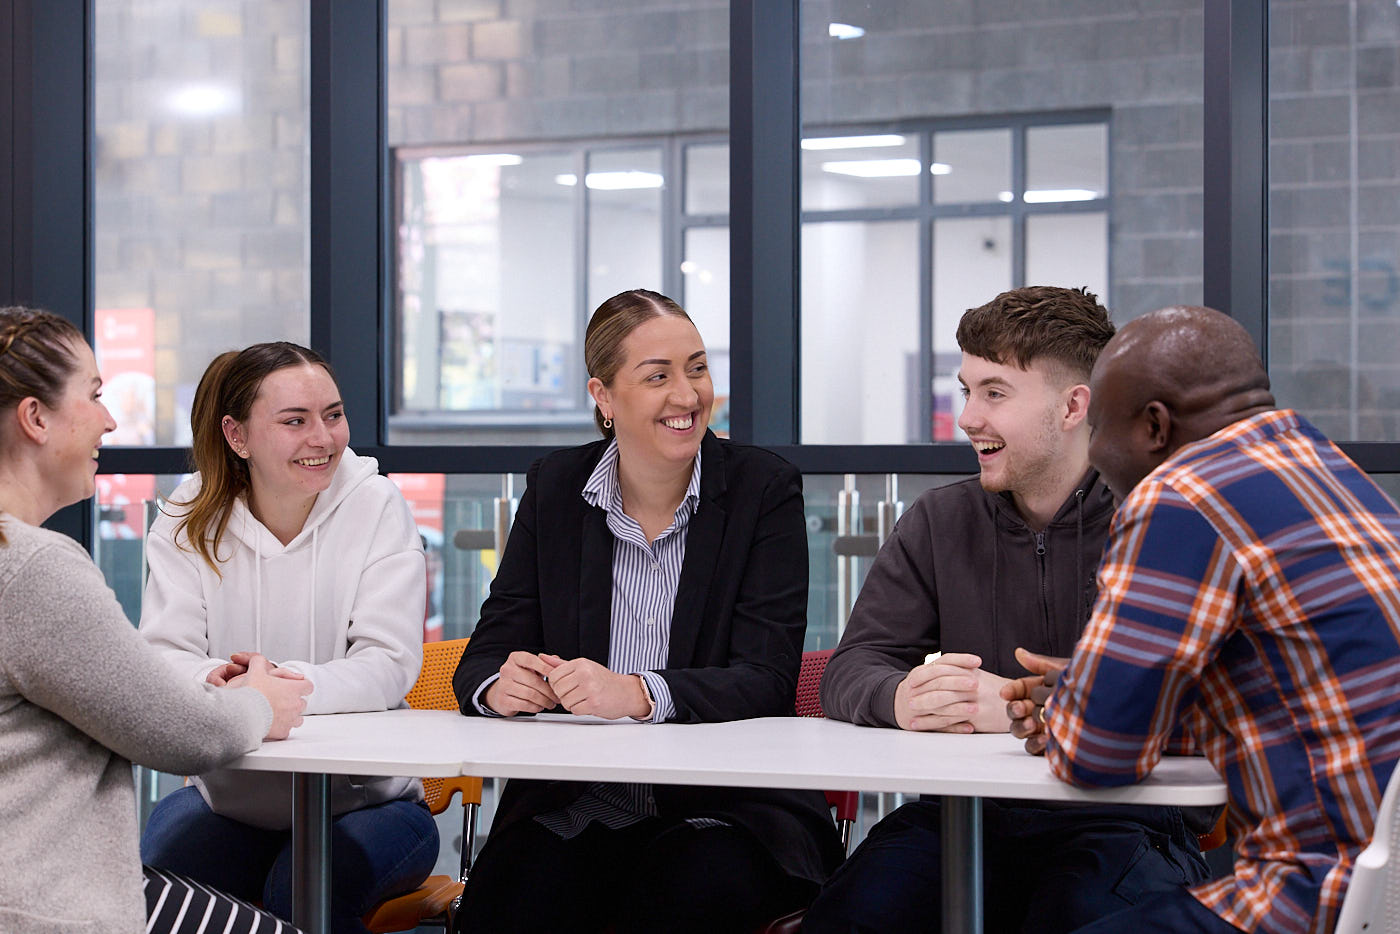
[555,171,665,190]
[461,153,523,167]
[1023,188,1100,203]
[822,158,922,178]
[930,163,951,175]
[802,134,906,151]
[167,84,239,117]
[829,22,866,39]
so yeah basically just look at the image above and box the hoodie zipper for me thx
[1036,530,1052,646]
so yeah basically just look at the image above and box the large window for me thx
[392,118,1108,446]
[1268,0,1400,441]
[93,0,310,448]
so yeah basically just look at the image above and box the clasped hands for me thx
[895,647,1070,754]
[206,650,312,741]
[486,651,651,721]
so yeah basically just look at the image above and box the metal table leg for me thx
[941,795,983,934]
[291,772,331,934]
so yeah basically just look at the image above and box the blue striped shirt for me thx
[520,439,715,838]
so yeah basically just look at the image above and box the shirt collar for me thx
[582,438,703,520]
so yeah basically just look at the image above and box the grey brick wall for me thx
[93,0,1400,442]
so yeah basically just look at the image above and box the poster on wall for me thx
[94,308,157,538]
[388,473,446,643]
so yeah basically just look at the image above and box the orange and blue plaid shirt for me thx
[1046,410,1400,934]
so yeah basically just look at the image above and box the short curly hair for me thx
[955,285,1115,385]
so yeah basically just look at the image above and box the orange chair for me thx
[363,638,482,934]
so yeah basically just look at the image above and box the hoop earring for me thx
[603,416,613,430]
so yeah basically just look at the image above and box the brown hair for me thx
[0,306,87,545]
[584,289,693,438]
[173,342,337,571]
[956,286,1115,385]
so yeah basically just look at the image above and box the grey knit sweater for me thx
[0,516,272,933]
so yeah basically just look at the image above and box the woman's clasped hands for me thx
[486,651,651,720]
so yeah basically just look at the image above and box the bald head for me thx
[1087,305,1276,498]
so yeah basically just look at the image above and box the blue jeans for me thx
[802,799,1211,934]
[140,786,439,934]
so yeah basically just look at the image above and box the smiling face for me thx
[44,340,117,509]
[588,314,713,475]
[957,352,1079,503]
[223,363,348,510]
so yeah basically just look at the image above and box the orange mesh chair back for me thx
[364,638,480,933]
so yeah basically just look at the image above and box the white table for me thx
[227,710,1227,934]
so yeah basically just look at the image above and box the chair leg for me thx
[460,801,479,882]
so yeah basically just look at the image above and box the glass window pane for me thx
[1268,0,1400,442]
[386,0,729,446]
[934,217,1013,441]
[1026,124,1108,202]
[800,0,1199,443]
[801,221,920,443]
[686,143,730,215]
[801,134,922,211]
[1026,213,1109,300]
[395,150,581,434]
[933,129,1012,205]
[95,0,309,447]
[682,227,731,435]
[587,149,664,313]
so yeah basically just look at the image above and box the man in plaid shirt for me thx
[1005,305,1400,933]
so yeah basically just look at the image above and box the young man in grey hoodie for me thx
[804,286,1212,933]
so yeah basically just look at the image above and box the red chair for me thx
[757,651,860,934]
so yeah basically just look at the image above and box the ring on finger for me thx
[1036,706,1047,725]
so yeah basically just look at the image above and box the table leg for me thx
[941,795,983,934]
[291,772,331,934]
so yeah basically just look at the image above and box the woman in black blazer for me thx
[453,289,841,932]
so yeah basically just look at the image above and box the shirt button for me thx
[646,618,656,627]
[652,564,661,573]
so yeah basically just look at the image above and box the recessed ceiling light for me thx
[829,22,865,40]
[556,171,665,190]
[930,163,952,175]
[461,153,523,167]
[1023,188,1099,203]
[822,158,922,178]
[167,84,239,117]
[802,134,905,151]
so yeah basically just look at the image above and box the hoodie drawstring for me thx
[1074,487,1087,632]
[309,526,318,661]
[253,515,263,655]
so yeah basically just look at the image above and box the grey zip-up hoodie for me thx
[821,470,1113,727]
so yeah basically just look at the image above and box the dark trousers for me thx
[141,786,440,934]
[802,800,1210,934]
[459,816,813,933]
[1069,887,1246,933]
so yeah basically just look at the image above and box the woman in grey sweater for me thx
[0,306,311,933]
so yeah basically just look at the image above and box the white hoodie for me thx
[140,449,427,829]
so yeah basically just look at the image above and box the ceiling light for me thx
[167,84,239,117]
[461,153,523,167]
[822,158,922,178]
[930,163,952,175]
[1023,188,1100,203]
[829,22,866,39]
[802,134,905,151]
[998,191,1015,202]
[556,171,665,190]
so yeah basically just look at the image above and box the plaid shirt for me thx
[1046,410,1400,934]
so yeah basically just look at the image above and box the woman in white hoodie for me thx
[138,342,438,934]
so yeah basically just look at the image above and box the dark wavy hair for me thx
[956,286,1115,385]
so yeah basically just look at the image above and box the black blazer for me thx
[452,431,842,884]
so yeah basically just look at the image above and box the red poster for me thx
[389,473,447,641]
[94,308,157,538]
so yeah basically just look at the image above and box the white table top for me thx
[227,709,1226,806]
